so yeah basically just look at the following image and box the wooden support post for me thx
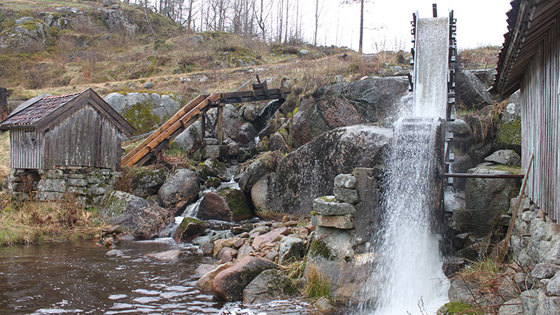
[217,104,224,146]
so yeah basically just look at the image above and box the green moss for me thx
[496,116,521,146]
[488,164,522,175]
[309,240,333,260]
[217,188,252,220]
[437,302,482,315]
[21,20,40,31]
[320,196,335,202]
[121,100,160,134]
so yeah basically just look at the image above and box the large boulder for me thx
[453,163,520,236]
[104,92,182,134]
[293,77,409,147]
[174,120,203,153]
[238,152,280,192]
[455,70,492,110]
[495,91,521,153]
[212,256,277,301]
[0,18,50,52]
[197,189,253,222]
[99,190,172,239]
[128,167,170,198]
[251,125,391,217]
[242,269,294,304]
[158,169,199,208]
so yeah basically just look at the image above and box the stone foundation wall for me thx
[7,167,120,204]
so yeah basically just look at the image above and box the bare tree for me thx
[314,0,320,46]
[343,0,372,54]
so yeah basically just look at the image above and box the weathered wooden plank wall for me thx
[43,105,122,170]
[520,13,560,221]
[10,128,43,169]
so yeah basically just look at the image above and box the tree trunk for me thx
[359,0,364,54]
[314,0,319,46]
[284,0,289,43]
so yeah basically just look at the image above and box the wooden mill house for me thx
[0,88,135,202]
[493,0,560,221]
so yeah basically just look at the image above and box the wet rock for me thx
[99,190,172,239]
[314,297,335,313]
[253,227,287,250]
[173,217,206,242]
[442,257,467,277]
[311,214,354,229]
[484,150,521,166]
[455,70,492,110]
[197,189,252,222]
[313,197,356,216]
[129,167,170,198]
[212,256,277,301]
[196,263,232,294]
[106,249,124,257]
[158,169,199,208]
[146,249,183,262]
[293,77,409,147]
[198,159,228,181]
[243,269,293,304]
[278,236,304,265]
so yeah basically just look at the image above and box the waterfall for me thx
[357,14,451,315]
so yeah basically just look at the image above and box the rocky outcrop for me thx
[0,18,52,52]
[197,189,253,222]
[251,125,391,217]
[104,92,183,133]
[211,256,277,301]
[455,70,492,110]
[99,190,173,239]
[293,77,410,147]
[158,169,199,208]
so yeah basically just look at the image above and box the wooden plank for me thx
[122,93,221,166]
[121,94,207,165]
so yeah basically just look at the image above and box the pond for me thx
[0,239,315,314]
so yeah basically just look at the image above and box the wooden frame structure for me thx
[121,83,289,167]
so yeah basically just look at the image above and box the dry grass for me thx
[0,132,10,180]
[458,46,500,70]
[0,192,106,246]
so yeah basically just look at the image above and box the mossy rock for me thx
[309,239,333,260]
[437,302,482,315]
[173,217,206,242]
[198,159,227,181]
[217,188,253,221]
[496,116,521,148]
[122,100,160,134]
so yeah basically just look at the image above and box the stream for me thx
[0,240,314,314]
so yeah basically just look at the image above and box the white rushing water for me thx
[358,14,450,315]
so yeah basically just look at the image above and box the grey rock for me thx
[334,187,359,204]
[448,279,475,303]
[249,225,271,236]
[243,269,293,304]
[236,123,257,145]
[238,152,277,192]
[203,145,220,159]
[146,249,183,262]
[314,297,335,313]
[15,17,35,24]
[158,169,199,208]
[498,298,522,315]
[313,226,354,260]
[278,236,304,265]
[531,264,560,279]
[293,77,408,147]
[454,164,520,236]
[104,92,182,125]
[313,197,356,215]
[37,178,65,192]
[99,190,172,239]
[521,290,539,315]
[174,120,202,153]
[298,49,309,55]
[502,91,521,124]
[484,150,521,166]
[242,104,259,122]
[188,35,204,45]
[130,167,170,198]
[268,132,289,153]
[143,82,154,89]
[334,174,357,189]
[547,272,560,295]
[311,214,354,229]
[455,70,492,110]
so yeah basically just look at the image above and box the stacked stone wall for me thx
[7,167,119,204]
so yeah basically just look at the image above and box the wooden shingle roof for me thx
[493,0,560,96]
[0,88,135,137]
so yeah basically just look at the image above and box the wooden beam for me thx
[217,104,224,146]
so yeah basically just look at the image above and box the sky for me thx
[297,0,512,53]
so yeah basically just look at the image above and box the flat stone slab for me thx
[311,214,354,229]
[484,150,521,166]
[313,197,356,216]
